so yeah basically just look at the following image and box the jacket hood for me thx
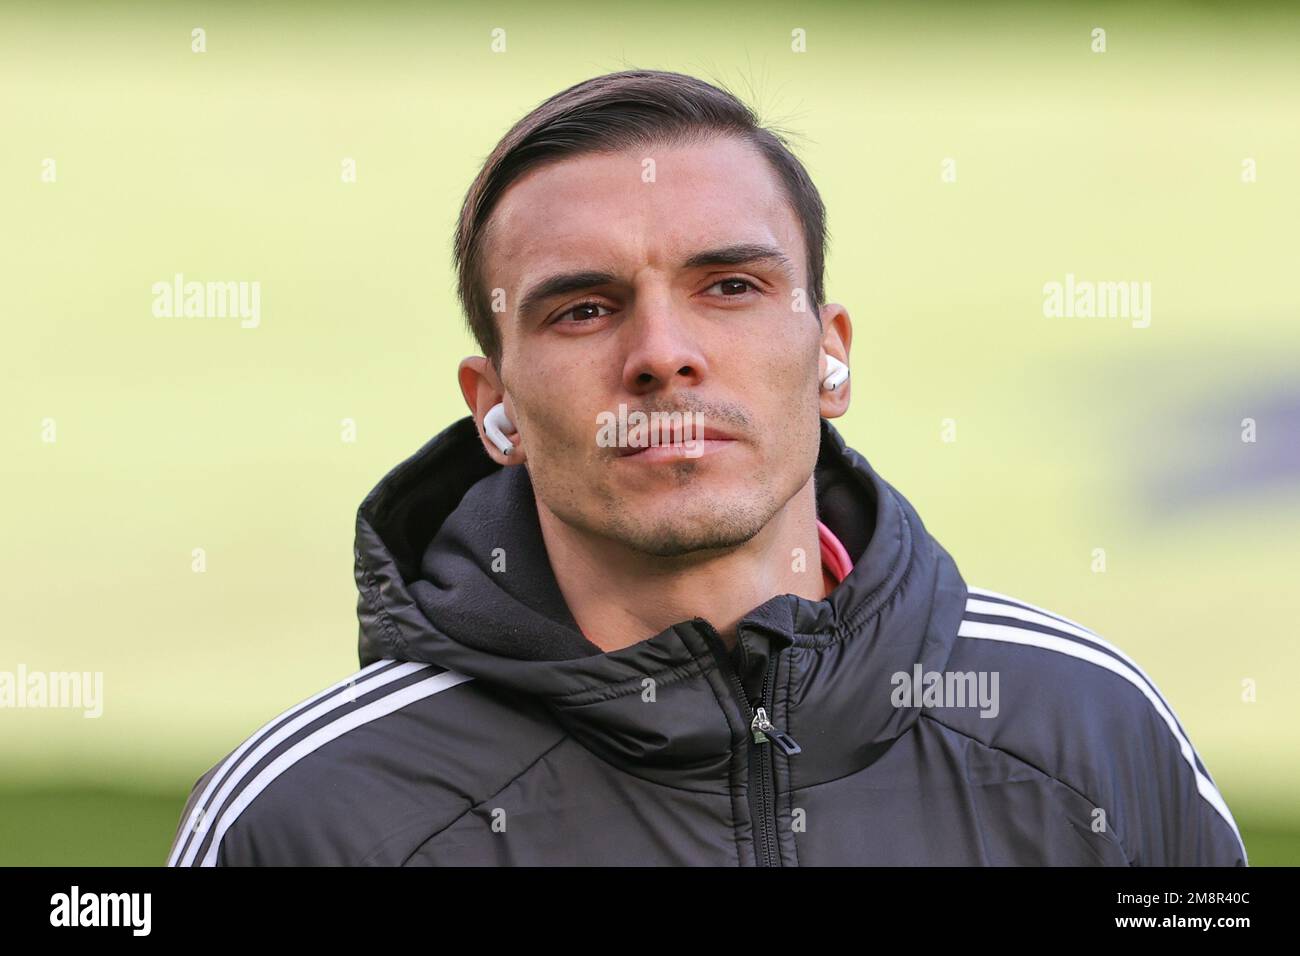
[353,415,969,788]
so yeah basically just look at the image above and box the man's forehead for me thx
[482,138,801,285]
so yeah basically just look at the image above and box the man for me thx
[166,69,1246,866]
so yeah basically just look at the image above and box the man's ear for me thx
[818,303,853,419]
[458,356,524,465]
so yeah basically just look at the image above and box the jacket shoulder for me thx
[922,585,1247,866]
[166,658,561,866]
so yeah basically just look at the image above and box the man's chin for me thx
[603,502,770,559]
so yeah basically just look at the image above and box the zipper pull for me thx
[751,707,801,755]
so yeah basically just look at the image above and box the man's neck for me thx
[535,479,826,653]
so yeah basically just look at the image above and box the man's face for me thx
[482,135,827,558]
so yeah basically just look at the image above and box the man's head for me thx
[455,69,852,559]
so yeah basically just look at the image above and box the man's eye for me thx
[554,301,613,324]
[705,277,759,297]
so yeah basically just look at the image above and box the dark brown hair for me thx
[452,68,828,365]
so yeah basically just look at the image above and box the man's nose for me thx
[620,294,708,395]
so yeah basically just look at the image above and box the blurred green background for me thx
[2,0,1297,865]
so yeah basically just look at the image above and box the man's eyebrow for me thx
[517,270,620,324]
[515,244,796,323]
[681,243,795,277]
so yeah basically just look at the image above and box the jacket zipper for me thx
[697,621,800,867]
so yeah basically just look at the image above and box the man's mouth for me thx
[614,426,738,460]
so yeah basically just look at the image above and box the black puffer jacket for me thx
[166,416,1247,866]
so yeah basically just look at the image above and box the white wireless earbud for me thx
[483,402,517,457]
[822,355,850,391]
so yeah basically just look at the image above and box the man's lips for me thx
[614,427,738,458]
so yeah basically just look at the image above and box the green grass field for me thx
[2,1,1297,864]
